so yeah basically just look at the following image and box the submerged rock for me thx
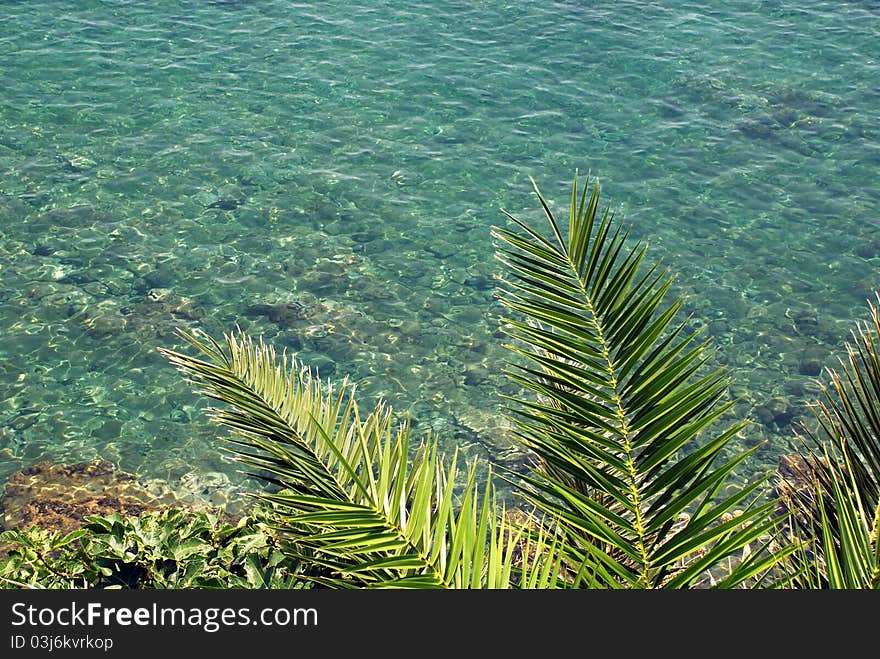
[798,345,827,376]
[453,406,531,472]
[854,239,880,260]
[773,453,823,520]
[205,198,244,211]
[118,288,205,340]
[753,396,794,429]
[244,302,307,328]
[0,460,180,535]
[56,153,97,173]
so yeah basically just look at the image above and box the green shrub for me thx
[1,508,304,589]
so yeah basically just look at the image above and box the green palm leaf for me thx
[160,329,558,589]
[783,295,880,588]
[493,170,785,588]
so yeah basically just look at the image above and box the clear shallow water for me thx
[0,1,878,503]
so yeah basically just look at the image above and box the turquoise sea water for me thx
[0,1,878,503]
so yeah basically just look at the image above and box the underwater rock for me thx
[0,460,180,535]
[245,299,368,349]
[740,431,765,449]
[121,288,205,338]
[854,239,880,260]
[648,97,687,118]
[41,204,101,228]
[8,410,40,432]
[304,353,336,378]
[426,242,456,260]
[463,364,489,386]
[783,375,820,399]
[423,297,448,315]
[773,453,824,520]
[300,269,348,296]
[753,404,775,427]
[754,396,794,429]
[453,406,530,472]
[171,470,258,517]
[80,299,126,337]
[141,265,177,290]
[350,229,382,244]
[205,198,244,211]
[79,287,206,343]
[776,454,811,486]
[736,113,780,140]
[0,194,29,225]
[788,308,819,334]
[277,330,304,352]
[177,471,232,506]
[244,302,307,328]
[798,345,827,376]
[56,153,97,173]
[396,319,422,339]
[465,274,494,291]
[39,286,93,322]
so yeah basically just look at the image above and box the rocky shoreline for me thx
[0,459,255,539]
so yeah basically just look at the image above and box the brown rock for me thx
[773,453,823,519]
[0,460,180,536]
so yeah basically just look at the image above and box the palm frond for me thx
[159,328,556,588]
[782,295,880,588]
[492,170,784,588]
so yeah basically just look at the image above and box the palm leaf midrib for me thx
[514,176,653,584]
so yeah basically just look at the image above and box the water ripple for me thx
[0,0,878,492]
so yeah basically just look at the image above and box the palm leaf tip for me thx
[495,169,778,588]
